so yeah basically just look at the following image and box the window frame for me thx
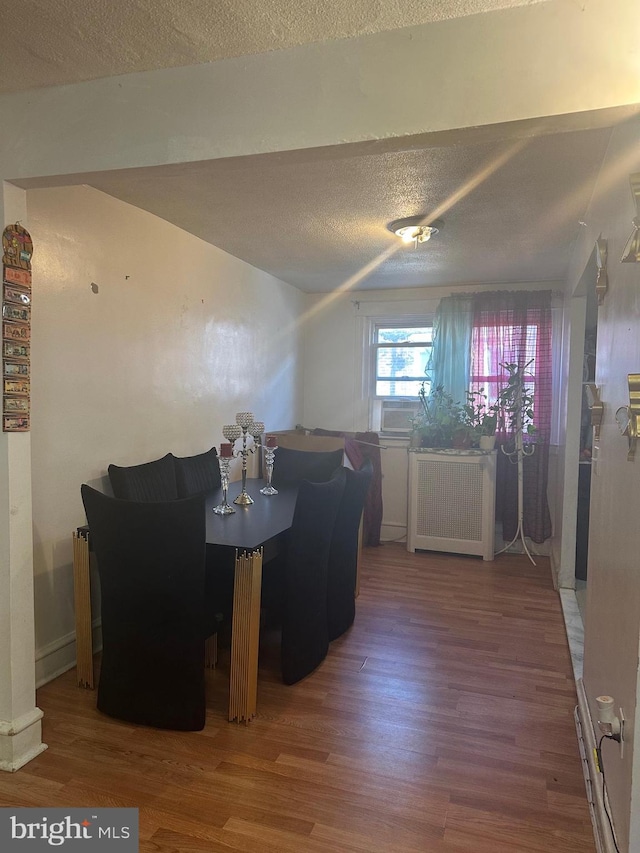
[371,319,433,400]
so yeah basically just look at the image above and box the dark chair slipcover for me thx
[81,485,207,730]
[108,453,178,502]
[281,468,346,685]
[174,447,232,633]
[174,447,221,498]
[327,459,373,641]
[272,446,344,488]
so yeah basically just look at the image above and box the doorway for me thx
[574,275,598,621]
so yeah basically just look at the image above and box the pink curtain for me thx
[470,291,552,543]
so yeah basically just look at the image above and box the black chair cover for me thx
[327,459,373,641]
[272,447,344,488]
[174,447,221,497]
[281,468,346,685]
[108,453,178,502]
[81,485,207,730]
[172,448,230,626]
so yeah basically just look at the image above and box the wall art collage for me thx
[2,223,32,431]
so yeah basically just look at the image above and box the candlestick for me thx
[212,454,235,515]
[260,441,278,496]
[234,420,255,505]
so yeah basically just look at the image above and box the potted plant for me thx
[496,361,537,447]
[416,383,468,448]
[407,413,425,448]
[463,389,499,450]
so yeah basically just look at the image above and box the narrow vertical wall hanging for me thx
[2,223,32,431]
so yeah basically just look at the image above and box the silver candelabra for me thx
[222,413,264,506]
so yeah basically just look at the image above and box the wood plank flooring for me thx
[0,544,595,852]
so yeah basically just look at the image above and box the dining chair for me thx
[81,485,209,730]
[174,446,221,497]
[271,446,344,488]
[107,452,178,502]
[327,459,373,641]
[280,467,346,685]
[173,446,234,635]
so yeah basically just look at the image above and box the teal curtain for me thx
[426,295,473,404]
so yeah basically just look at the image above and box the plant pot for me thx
[452,429,472,450]
[479,434,496,451]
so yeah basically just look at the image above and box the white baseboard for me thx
[549,540,560,589]
[35,622,102,688]
[575,679,620,853]
[0,708,47,772]
[380,521,406,543]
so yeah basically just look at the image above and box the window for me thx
[373,324,432,398]
[470,324,538,419]
[470,317,549,436]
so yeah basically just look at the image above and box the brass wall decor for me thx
[585,383,604,441]
[621,173,640,263]
[595,237,608,304]
[615,374,640,461]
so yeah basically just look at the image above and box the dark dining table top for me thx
[204,478,298,551]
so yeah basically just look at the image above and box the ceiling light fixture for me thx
[387,216,444,248]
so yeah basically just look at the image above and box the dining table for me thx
[205,479,298,722]
[72,478,298,724]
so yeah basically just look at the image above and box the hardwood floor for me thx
[0,544,594,852]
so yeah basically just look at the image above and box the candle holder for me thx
[260,438,278,495]
[221,414,265,506]
[212,454,235,515]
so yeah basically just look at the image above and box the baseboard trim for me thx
[575,679,620,853]
[0,708,47,773]
[380,522,406,543]
[35,621,102,688]
[0,707,43,737]
[0,742,48,773]
[549,540,560,590]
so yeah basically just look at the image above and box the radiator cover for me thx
[407,449,497,560]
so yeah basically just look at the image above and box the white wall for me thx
[27,185,304,684]
[565,115,640,853]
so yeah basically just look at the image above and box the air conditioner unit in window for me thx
[380,400,421,433]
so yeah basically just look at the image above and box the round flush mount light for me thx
[387,216,444,247]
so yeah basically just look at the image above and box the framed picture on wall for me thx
[3,361,29,377]
[3,266,31,287]
[2,304,30,323]
[4,378,29,395]
[3,414,29,431]
[3,396,29,413]
[3,322,30,342]
[3,283,31,305]
[3,341,29,359]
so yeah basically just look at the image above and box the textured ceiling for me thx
[23,121,612,292]
[0,0,546,94]
[2,0,613,293]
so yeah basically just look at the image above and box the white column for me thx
[0,182,46,771]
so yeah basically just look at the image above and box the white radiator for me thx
[407,449,497,560]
